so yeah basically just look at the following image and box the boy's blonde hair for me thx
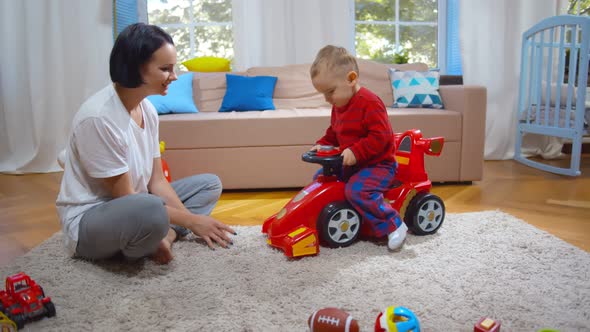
[310,45,359,79]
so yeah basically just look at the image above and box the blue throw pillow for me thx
[219,74,278,112]
[147,73,198,114]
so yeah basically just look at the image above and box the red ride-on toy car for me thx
[0,272,56,329]
[262,129,445,258]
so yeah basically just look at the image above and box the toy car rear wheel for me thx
[404,192,445,235]
[45,301,56,318]
[317,201,361,248]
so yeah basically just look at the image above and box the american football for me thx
[308,307,360,332]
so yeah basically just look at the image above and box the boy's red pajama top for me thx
[316,87,395,167]
[316,87,402,238]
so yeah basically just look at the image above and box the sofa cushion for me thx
[219,74,278,112]
[386,108,460,141]
[246,63,329,109]
[246,61,430,111]
[195,61,429,112]
[160,108,331,149]
[159,108,461,150]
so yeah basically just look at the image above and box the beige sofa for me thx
[159,59,486,189]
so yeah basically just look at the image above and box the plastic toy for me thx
[160,141,172,182]
[0,312,17,332]
[262,129,445,257]
[474,317,501,332]
[308,307,360,332]
[0,272,56,329]
[375,306,420,332]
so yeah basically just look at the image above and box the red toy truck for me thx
[0,272,56,329]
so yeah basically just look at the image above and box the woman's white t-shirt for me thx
[56,84,161,255]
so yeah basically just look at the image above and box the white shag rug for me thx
[1,211,589,331]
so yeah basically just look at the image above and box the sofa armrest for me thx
[439,85,487,181]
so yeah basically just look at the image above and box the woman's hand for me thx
[188,214,236,250]
[341,148,357,166]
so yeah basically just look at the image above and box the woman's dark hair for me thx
[110,23,174,88]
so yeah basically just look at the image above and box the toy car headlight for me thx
[293,191,307,203]
[276,208,287,220]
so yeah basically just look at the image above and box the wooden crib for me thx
[514,15,590,176]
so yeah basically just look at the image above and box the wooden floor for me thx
[1,157,589,267]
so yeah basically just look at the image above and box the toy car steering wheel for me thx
[302,146,343,177]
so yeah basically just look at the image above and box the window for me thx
[354,0,445,69]
[147,0,233,63]
[565,0,590,86]
[566,0,590,15]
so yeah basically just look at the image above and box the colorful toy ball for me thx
[308,307,360,332]
[374,306,420,332]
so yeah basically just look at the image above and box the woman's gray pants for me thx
[75,174,222,260]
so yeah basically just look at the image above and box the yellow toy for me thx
[160,141,171,182]
[0,312,17,332]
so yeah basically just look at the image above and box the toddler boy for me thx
[310,45,407,250]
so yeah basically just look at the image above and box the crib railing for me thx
[515,15,590,176]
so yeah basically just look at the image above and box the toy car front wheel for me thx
[405,192,445,235]
[317,201,361,248]
[45,301,56,318]
[8,313,25,329]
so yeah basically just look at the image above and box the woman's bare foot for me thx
[150,228,176,264]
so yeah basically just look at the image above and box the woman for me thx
[56,23,235,264]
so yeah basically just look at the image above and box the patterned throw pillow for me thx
[389,69,444,109]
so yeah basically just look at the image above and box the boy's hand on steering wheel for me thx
[311,145,340,152]
[341,148,357,166]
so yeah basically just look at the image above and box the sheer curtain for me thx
[0,0,112,173]
[232,0,354,70]
[459,0,567,160]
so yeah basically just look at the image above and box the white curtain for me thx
[232,0,354,70]
[0,0,112,173]
[460,0,569,160]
